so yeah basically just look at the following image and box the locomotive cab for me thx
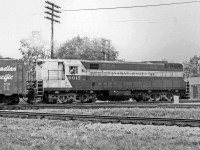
[27,59,96,103]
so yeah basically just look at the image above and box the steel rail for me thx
[1,103,200,110]
[0,111,200,127]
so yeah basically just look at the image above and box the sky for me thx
[1,0,200,63]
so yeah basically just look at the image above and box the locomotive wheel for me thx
[143,94,151,101]
[68,94,76,103]
[155,95,161,101]
[82,95,88,103]
[88,94,95,103]
[160,94,170,101]
[43,93,57,104]
[49,96,57,104]
[67,97,73,103]
[166,94,173,101]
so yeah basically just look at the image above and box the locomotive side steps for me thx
[37,80,44,97]
[185,81,190,99]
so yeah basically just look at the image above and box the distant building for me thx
[188,76,200,99]
[188,61,200,99]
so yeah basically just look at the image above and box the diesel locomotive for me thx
[26,59,186,103]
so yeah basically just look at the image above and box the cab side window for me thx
[69,66,78,74]
[90,64,99,69]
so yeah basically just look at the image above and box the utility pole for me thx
[45,1,61,59]
[102,40,106,61]
[102,39,111,61]
[107,40,111,61]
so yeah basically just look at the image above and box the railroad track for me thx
[1,102,200,110]
[0,110,200,127]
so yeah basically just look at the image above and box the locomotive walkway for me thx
[0,110,200,127]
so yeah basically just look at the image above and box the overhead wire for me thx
[32,1,200,15]
[61,0,200,12]
[31,0,200,25]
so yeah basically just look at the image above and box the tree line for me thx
[8,31,200,78]
[18,31,119,70]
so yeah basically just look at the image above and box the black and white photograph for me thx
[0,0,200,149]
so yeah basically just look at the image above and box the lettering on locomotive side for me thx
[90,71,156,76]
[0,66,16,71]
[0,74,14,82]
[89,70,182,77]
[67,75,80,80]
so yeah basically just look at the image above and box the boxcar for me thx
[0,58,27,104]
[27,59,186,103]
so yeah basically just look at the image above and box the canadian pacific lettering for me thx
[0,66,16,71]
[0,74,14,82]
